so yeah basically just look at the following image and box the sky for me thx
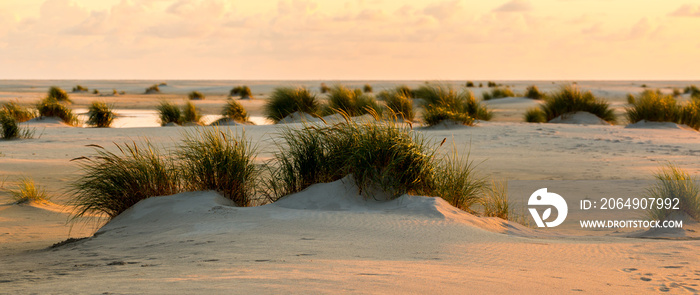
[1,0,699,80]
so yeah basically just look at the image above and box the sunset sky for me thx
[1,0,699,80]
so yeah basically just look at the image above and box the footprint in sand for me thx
[622,268,638,272]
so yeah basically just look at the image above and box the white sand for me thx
[1,81,700,293]
[549,111,611,125]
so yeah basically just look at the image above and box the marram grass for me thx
[10,177,49,204]
[264,87,321,122]
[415,84,492,126]
[537,85,615,123]
[36,97,79,126]
[625,90,679,124]
[1,102,35,122]
[482,87,515,100]
[86,101,115,128]
[646,164,700,222]
[157,101,182,125]
[48,86,71,103]
[182,101,201,124]
[324,85,382,117]
[221,100,249,122]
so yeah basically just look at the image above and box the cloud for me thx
[669,4,700,17]
[423,1,462,20]
[493,0,532,12]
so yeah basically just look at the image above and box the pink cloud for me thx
[669,4,700,17]
[493,0,532,13]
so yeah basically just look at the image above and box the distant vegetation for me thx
[323,85,382,117]
[188,91,205,100]
[230,86,252,99]
[182,101,201,124]
[145,84,161,94]
[264,87,321,122]
[482,87,515,100]
[363,84,373,93]
[221,100,249,123]
[466,81,475,88]
[36,97,79,125]
[626,89,700,130]
[524,85,546,100]
[1,102,35,122]
[48,86,71,103]
[10,177,49,204]
[684,85,700,99]
[86,101,115,128]
[524,85,615,124]
[72,85,88,93]
[382,90,415,121]
[487,81,497,88]
[414,84,492,126]
[156,101,182,125]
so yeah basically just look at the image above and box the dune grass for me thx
[145,84,161,94]
[36,97,79,125]
[324,85,382,117]
[524,108,546,123]
[230,86,252,98]
[0,114,19,139]
[48,86,71,103]
[415,84,492,126]
[157,101,183,125]
[525,85,546,100]
[182,101,201,124]
[431,147,486,212]
[646,164,700,222]
[1,102,35,122]
[482,87,515,100]
[684,85,700,98]
[86,101,115,128]
[71,142,181,219]
[395,85,414,98]
[680,99,700,130]
[487,81,497,87]
[221,100,249,123]
[10,177,49,204]
[179,129,258,206]
[363,84,373,93]
[537,85,615,123]
[265,87,321,122]
[626,90,679,124]
[72,85,88,92]
[383,91,415,121]
[466,81,475,88]
[320,83,330,94]
[188,91,205,100]
[480,180,510,219]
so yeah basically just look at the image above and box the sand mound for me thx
[24,117,72,127]
[549,111,611,125]
[276,112,320,124]
[625,120,695,131]
[482,97,542,107]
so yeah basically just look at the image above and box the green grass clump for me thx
[1,102,35,122]
[626,90,679,124]
[86,101,115,128]
[466,81,475,88]
[188,91,205,100]
[93,89,99,95]
[0,114,19,139]
[684,85,700,97]
[363,84,373,93]
[395,85,414,98]
[71,142,181,219]
[415,84,492,125]
[383,91,415,121]
[673,88,682,97]
[525,85,546,100]
[230,86,252,98]
[537,85,615,123]
[482,87,515,100]
[646,165,700,222]
[431,148,486,212]
[265,122,436,201]
[48,86,71,103]
[626,93,636,104]
[145,84,161,94]
[265,87,321,122]
[324,85,382,117]
[221,100,249,123]
[524,108,546,123]
[320,83,330,94]
[487,81,497,87]
[72,85,88,92]
[10,177,49,204]
[157,101,182,125]
[182,101,201,124]
[179,129,258,206]
[680,99,700,130]
[36,97,79,125]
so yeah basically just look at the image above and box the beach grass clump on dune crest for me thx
[415,84,492,125]
[182,101,201,124]
[466,81,475,88]
[71,142,181,219]
[524,108,546,123]
[539,85,615,123]
[525,85,546,100]
[265,87,320,122]
[1,102,35,122]
[10,177,49,204]
[680,99,700,130]
[482,87,515,100]
[188,91,205,100]
[395,85,414,98]
[626,90,679,124]
[36,97,79,125]
[431,148,486,212]
[48,86,71,103]
[684,85,700,98]
[265,122,436,201]
[157,101,182,125]
[86,101,115,128]
[0,114,20,139]
[383,91,415,121]
[480,180,510,219]
[320,83,330,94]
[363,84,373,93]
[646,165,700,222]
[221,100,248,123]
[324,85,382,117]
[230,86,252,98]
[72,85,88,93]
[145,84,161,94]
[179,129,258,206]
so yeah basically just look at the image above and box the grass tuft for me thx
[482,87,515,100]
[265,87,321,122]
[0,114,20,139]
[466,81,475,88]
[221,100,249,122]
[431,147,486,212]
[487,81,497,88]
[157,101,182,125]
[145,84,161,94]
[324,85,382,117]
[683,85,699,97]
[383,91,415,121]
[179,129,258,206]
[363,84,373,93]
[188,91,205,100]
[524,108,546,123]
[71,141,181,219]
[36,97,79,125]
[626,90,679,124]
[1,102,35,122]
[72,85,88,92]
[415,84,492,126]
[525,85,546,100]
[646,164,700,222]
[10,177,49,204]
[537,84,615,123]
[182,101,201,124]
[48,86,71,103]
[230,86,252,98]
[86,101,115,128]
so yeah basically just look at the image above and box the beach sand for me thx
[1,81,699,293]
